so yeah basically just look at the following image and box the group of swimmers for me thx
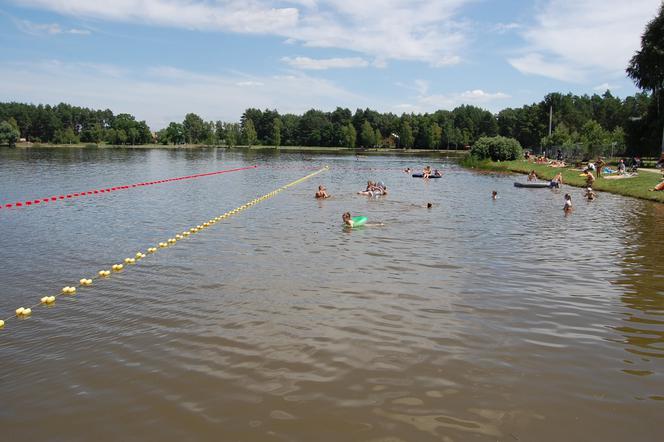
[403,166,442,178]
[357,180,388,196]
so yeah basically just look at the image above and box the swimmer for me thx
[563,193,573,214]
[427,202,432,208]
[404,167,412,174]
[492,191,497,200]
[432,169,442,177]
[315,185,330,199]
[528,170,537,181]
[585,187,596,201]
[342,211,384,228]
[342,211,354,227]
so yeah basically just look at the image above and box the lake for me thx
[0,148,662,441]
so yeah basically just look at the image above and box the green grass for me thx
[463,158,664,203]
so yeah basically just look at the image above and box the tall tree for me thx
[400,121,414,148]
[341,123,356,148]
[627,2,664,153]
[0,121,20,146]
[243,118,258,146]
[360,121,375,147]
[272,117,282,147]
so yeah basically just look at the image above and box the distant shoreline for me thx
[12,142,468,156]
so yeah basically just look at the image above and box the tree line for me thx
[0,90,660,156]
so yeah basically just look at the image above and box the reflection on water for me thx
[613,203,664,390]
[0,148,662,440]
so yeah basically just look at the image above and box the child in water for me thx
[492,191,498,200]
[563,193,573,214]
[585,187,596,201]
[342,212,384,227]
[342,212,354,226]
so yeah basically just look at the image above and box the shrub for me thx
[470,136,522,161]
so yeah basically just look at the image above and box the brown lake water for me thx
[0,148,662,441]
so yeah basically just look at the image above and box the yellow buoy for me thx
[48,296,55,303]
[16,307,25,316]
[23,308,32,316]
[41,296,49,304]
[0,319,4,328]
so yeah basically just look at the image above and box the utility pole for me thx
[548,105,553,136]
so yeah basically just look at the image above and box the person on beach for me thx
[650,174,664,191]
[617,159,626,175]
[315,185,330,199]
[492,191,498,200]
[596,157,605,178]
[563,193,573,214]
[585,171,595,188]
[528,170,537,181]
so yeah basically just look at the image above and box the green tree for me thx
[341,123,356,148]
[272,117,282,147]
[580,120,608,159]
[243,118,258,146]
[182,113,208,144]
[400,121,414,148]
[627,2,664,153]
[0,120,20,146]
[360,120,375,147]
[53,127,79,144]
[374,128,382,147]
[541,122,573,149]
[164,122,185,145]
[223,122,240,147]
[116,129,127,145]
[427,122,442,149]
[470,136,522,161]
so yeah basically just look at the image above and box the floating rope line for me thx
[0,165,257,210]
[0,166,328,331]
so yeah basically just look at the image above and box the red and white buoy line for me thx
[0,165,257,210]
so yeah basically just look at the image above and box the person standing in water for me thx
[492,191,498,200]
[315,185,330,199]
[563,193,573,214]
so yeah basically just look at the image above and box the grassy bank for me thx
[462,157,664,203]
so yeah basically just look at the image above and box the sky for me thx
[0,0,661,129]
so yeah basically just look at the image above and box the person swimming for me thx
[342,212,384,228]
[315,185,330,199]
[492,191,497,200]
[427,202,432,208]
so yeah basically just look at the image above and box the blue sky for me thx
[0,0,660,129]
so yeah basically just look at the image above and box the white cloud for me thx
[12,0,472,66]
[509,0,661,82]
[593,82,621,92]
[394,81,510,113]
[282,56,369,70]
[508,53,585,83]
[492,22,521,33]
[0,60,364,129]
[13,18,90,35]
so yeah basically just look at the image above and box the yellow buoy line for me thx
[0,166,329,331]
